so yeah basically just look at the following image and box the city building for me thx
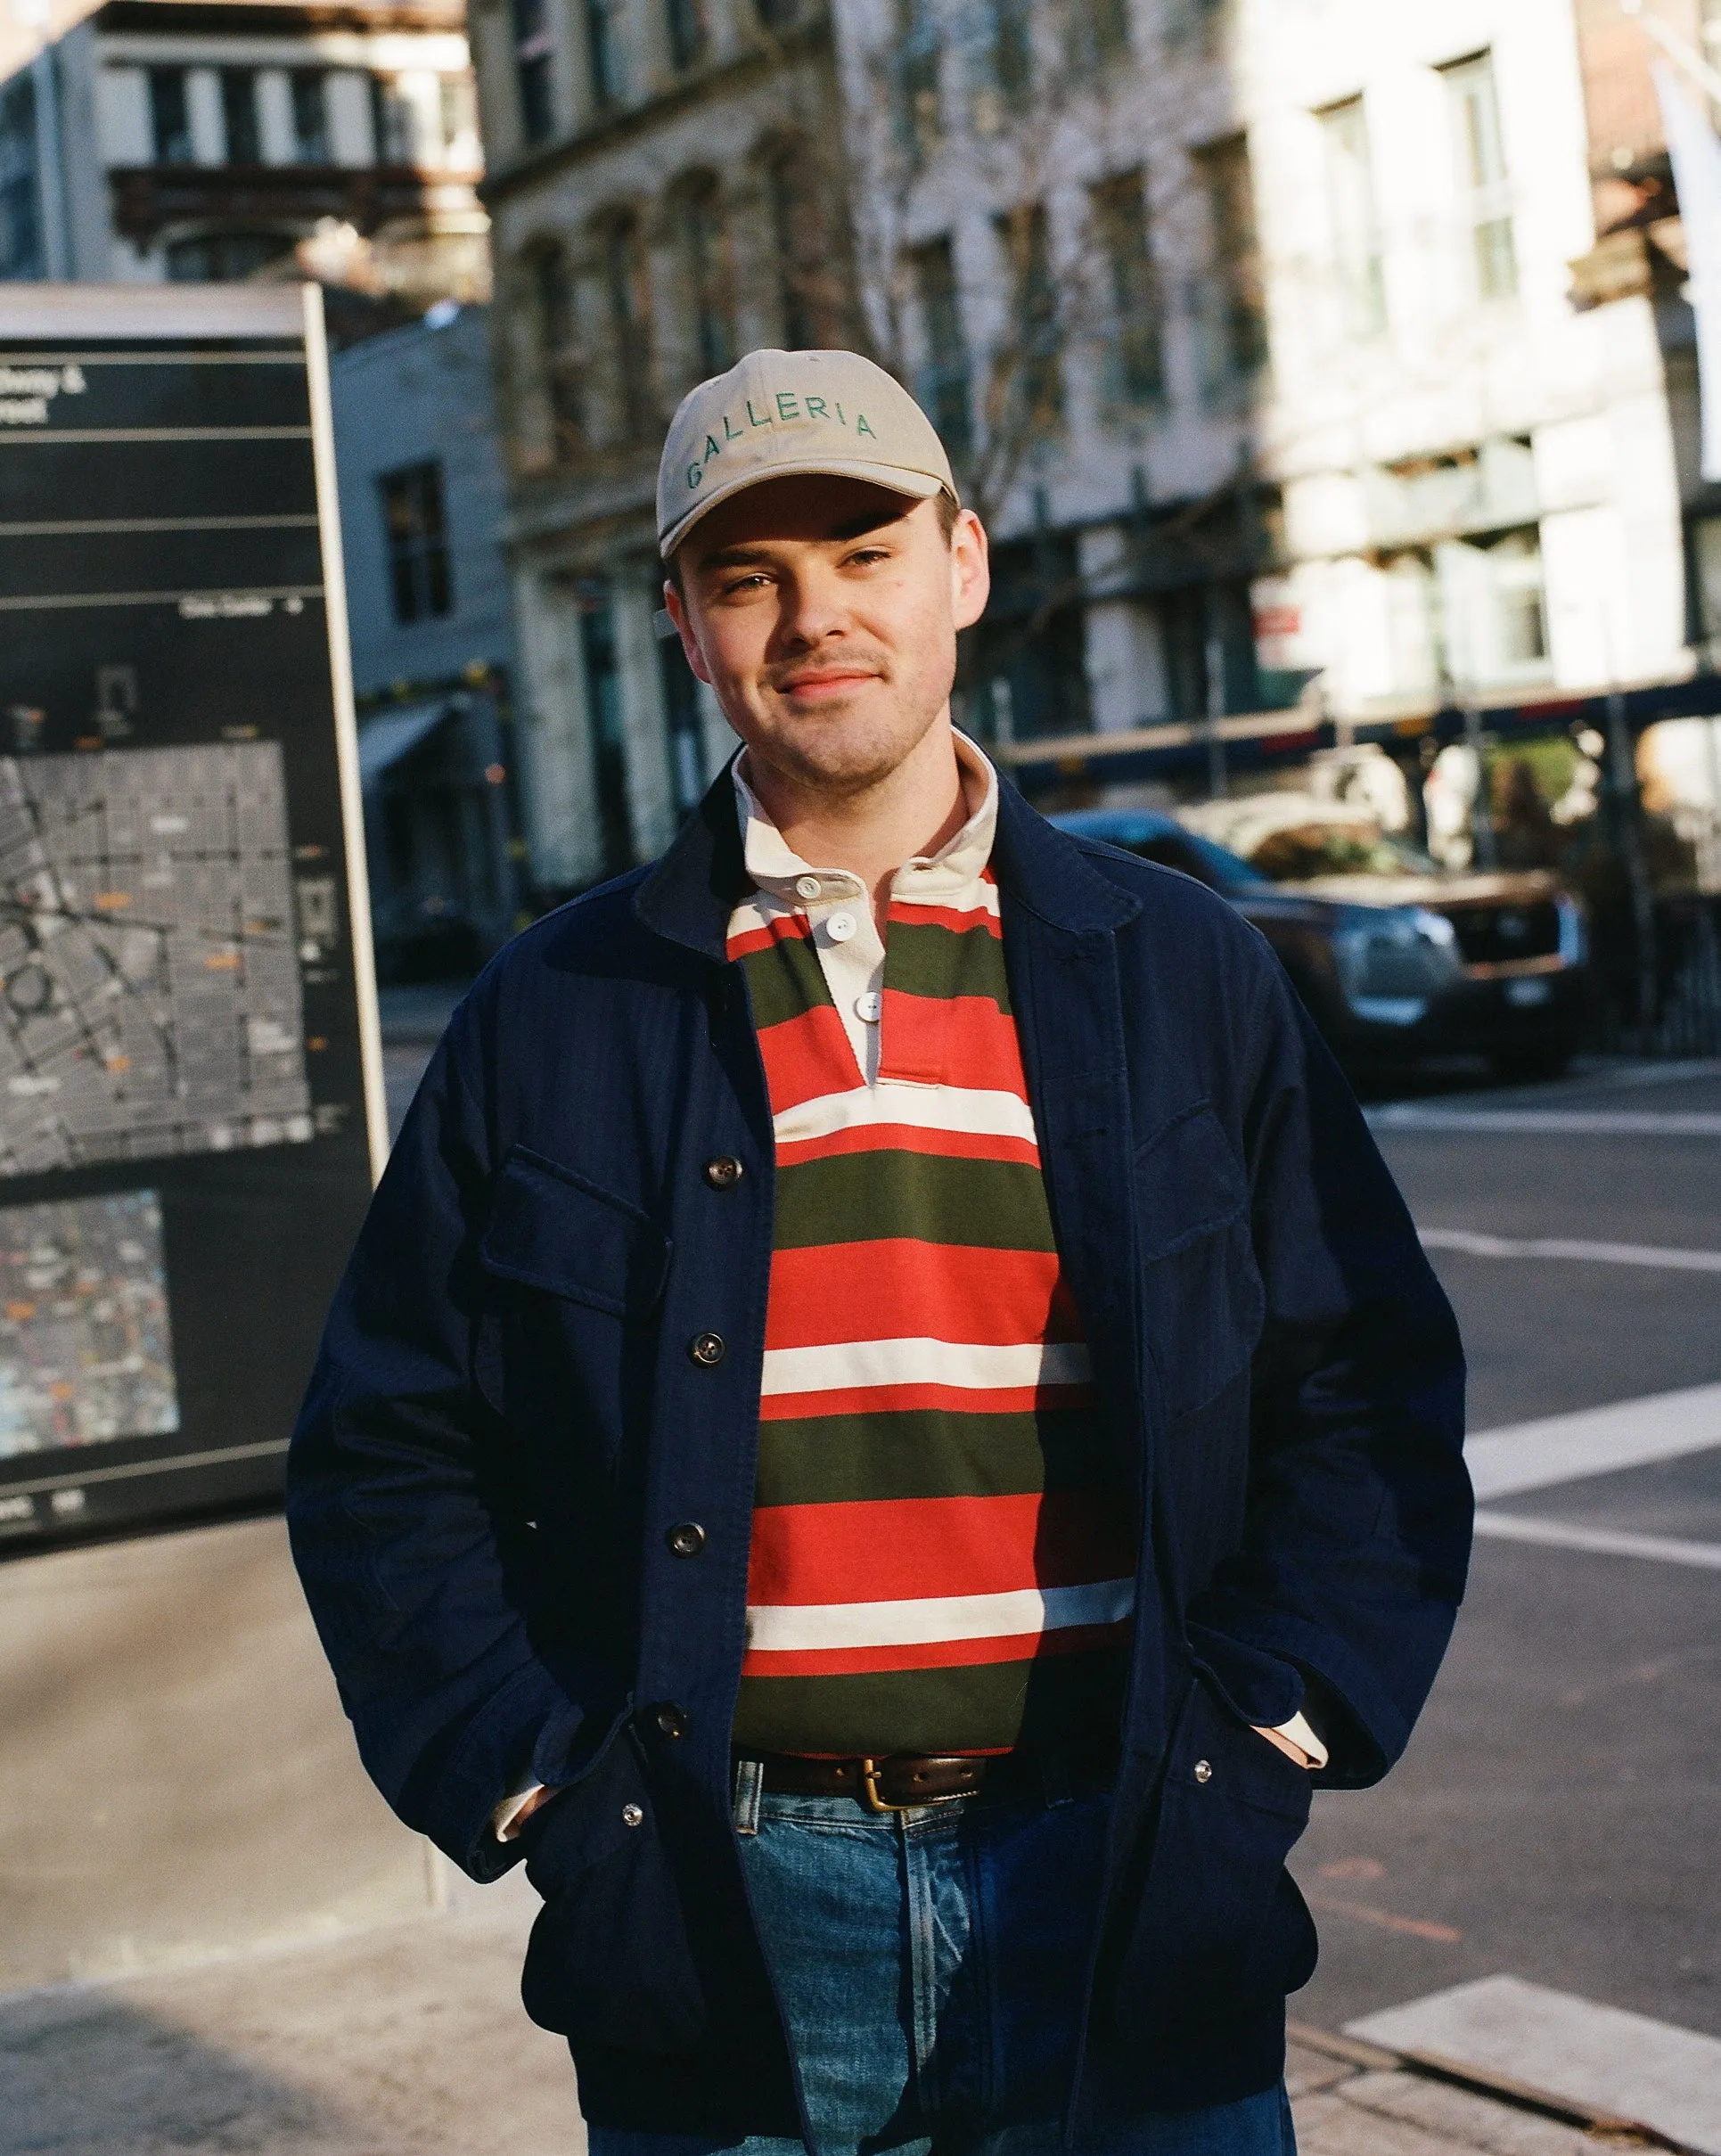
[331,298,525,975]
[469,0,861,892]
[0,0,485,301]
[463,0,1721,880]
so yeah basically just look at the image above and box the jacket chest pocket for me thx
[476,1146,671,1452]
[1134,1103,1264,1420]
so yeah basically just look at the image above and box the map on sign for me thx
[0,1189,178,1457]
[0,742,311,1176]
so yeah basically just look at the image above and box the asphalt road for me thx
[1288,1061,1721,2047]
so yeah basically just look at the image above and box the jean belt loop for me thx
[733,1755,764,1837]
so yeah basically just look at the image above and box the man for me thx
[290,348,1470,2156]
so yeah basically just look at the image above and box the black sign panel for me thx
[0,284,382,1549]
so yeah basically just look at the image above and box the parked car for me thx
[1051,806,1588,1081]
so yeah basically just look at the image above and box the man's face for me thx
[664,475,989,798]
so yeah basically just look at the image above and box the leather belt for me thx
[744,1740,1118,1814]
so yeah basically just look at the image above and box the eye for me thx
[846,545,891,568]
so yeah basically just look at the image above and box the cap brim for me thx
[660,458,947,562]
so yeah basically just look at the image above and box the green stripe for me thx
[885,919,1011,1011]
[739,933,832,1032]
[755,1406,1117,1507]
[775,1150,1056,1251]
[730,1649,1128,1756]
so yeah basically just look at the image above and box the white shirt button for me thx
[825,912,856,943]
[794,875,822,902]
[854,991,881,1022]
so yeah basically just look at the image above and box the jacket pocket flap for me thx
[1135,1103,1247,1259]
[480,1146,670,1317]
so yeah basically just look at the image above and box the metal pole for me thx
[1203,626,1228,801]
[1605,688,1660,1038]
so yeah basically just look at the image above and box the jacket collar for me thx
[632,749,1142,960]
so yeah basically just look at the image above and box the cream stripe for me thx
[760,1337,1093,1398]
[746,1577,1135,1653]
[774,1079,1038,1149]
[889,878,1003,917]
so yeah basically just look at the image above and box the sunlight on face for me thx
[664,475,989,800]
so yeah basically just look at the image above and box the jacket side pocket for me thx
[520,1729,707,2053]
[1109,1672,1316,2042]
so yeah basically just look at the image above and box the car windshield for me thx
[1247,824,1440,881]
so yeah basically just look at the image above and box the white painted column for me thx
[325,70,374,167]
[256,70,294,164]
[186,67,224,164]
[513,567,603,890]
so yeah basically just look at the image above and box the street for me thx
[1289,1061,1721,2057]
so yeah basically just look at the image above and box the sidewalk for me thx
[0,1879,1604,2156]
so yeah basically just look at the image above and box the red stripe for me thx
[727,912,814,962]
[765,1242,1081,1351]
[879,991,1028,1090]
[776,1123,1041,1169]
[886,898,1003,938]
[760,1380,1099,1421]
[756,1004,862,1111]
[741,1621,1131,1679]
[746,1489,1135,1606]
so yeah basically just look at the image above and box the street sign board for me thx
[0,283,383,1549]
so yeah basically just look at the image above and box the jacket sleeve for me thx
[1185,957,1471,1787]
[286,988,594,1875]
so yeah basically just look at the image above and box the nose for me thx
[772,560,852,654]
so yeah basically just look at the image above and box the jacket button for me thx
[704,1156,744,1190]
[666,1521,706,1557]
[1192,1758,1213,1784]
[621,1802,644,1828]
[654,1703,688,1740]
[688,1331,726,1367]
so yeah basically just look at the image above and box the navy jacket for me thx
[288,778,1469,2137]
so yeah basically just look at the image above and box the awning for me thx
[357,701,451,788]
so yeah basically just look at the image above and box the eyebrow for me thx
[693,510,908,576]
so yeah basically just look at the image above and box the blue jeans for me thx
[587,1779,1294,2156]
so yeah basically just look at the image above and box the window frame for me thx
[378,459,454,627]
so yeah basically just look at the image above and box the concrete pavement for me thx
[0,1878,1609,2156]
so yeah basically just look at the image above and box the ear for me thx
[949,508,990,634]
[663,581,712,685]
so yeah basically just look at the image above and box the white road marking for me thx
[1421,1226,1721,1274]
[1472,1510,1721,1570]
[1466,1381,1721,1500]
[1348,1976,1721,2155]
[1369,1106,1721,1135]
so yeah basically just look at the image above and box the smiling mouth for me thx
[776,669,881,698]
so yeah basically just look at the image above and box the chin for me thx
[765,709,922,791]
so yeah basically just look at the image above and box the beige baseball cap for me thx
[658,348,958,562]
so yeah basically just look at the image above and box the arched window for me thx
[600,209,654,441]
[763,138,836,349]
[529,242,582,455]
[673,174,735,381]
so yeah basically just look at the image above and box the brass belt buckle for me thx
[858,1757,919,1814]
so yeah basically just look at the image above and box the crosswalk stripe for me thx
[1369,1107,1721,1135]
[1421,1226,1721,1273]
[1466,1381,1721,1500]
[1472,1510,1721,1570]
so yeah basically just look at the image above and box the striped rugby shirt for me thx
[726,736,1137,1758]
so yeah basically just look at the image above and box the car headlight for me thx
[1332,907,1463,1021]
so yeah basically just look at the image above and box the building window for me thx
[603,213,653,441]
[1068,0,1132,78]
[511,0,556,146]
[1319,96,1384,338]
[437,76,478,164]
[221,70,259,164]
[896,0,941,165]
[677,176,735,380]
[767,143,833,348]
[973,0,1031,127]
[531,242,582,452]
[0,75,41,281]
[149,69,193,165]
[911,236,971,457]
[165,230,294,280]
[578,581,634,875]
[755,0,804,26]
[1443,51,1515,301]
[1160,0,1226,53]
[1092,171,1163,409]
[370,77,413,162]
[586,0,627,110]
[658,635,707,816]
[666,0,708,71]
[290,71,329,162]
[1434,528,1547,687]
[996,202,1061,433]
[1192,133,1267,395]
[380,461,453,625]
